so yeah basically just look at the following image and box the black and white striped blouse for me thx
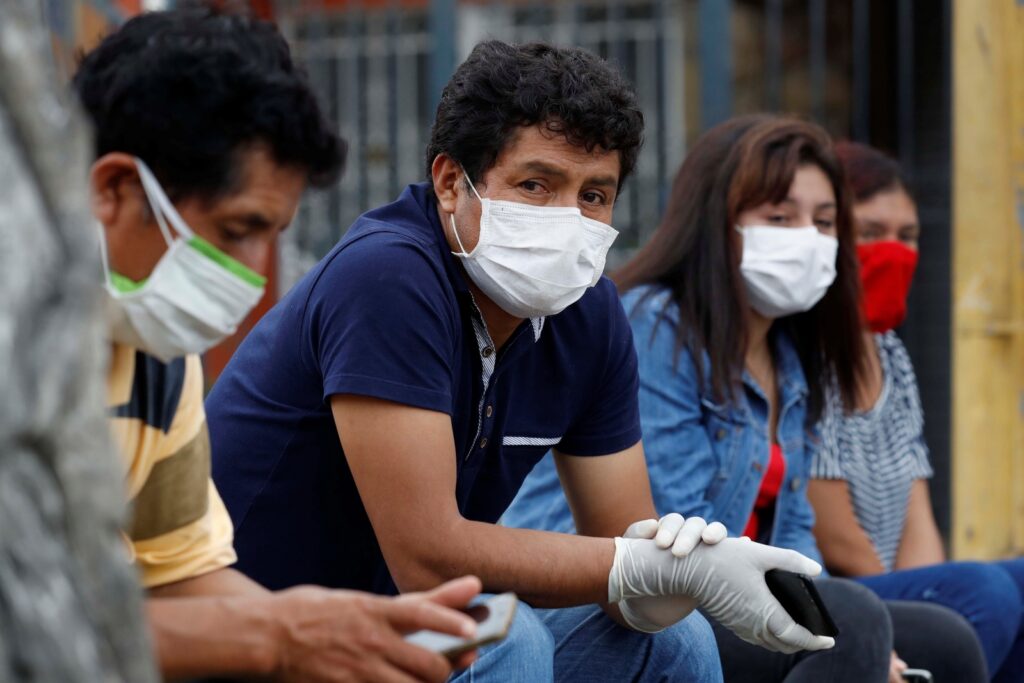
[811,331,934,571]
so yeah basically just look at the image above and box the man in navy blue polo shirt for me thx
[207,40,834,681]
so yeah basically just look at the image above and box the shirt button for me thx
[485,405,493,418]
[790,477,803,491]
[753,461,764,473]
[482,346,494,358]
[480,437,489,449]
[715,428,727,441]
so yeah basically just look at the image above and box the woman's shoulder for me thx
[620,284,678,326]
[621,285,709,384]
[875,330,918,386]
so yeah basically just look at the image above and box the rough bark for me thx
[0,2,158,680]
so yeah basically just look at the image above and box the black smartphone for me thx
[764,569,840,638]
[902,669,933,683]
[404,592,518,660]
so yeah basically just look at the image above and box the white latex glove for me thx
[632,513,730,556]
[615,514,729,632]
[609,535,836,653]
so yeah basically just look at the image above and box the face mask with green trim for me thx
[97,157,266,362]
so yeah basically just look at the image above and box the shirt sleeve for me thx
[886,334,935,480]
[129,354,237,588]
[305,231,458,414]
[557,279,642,456]
[627,292,720,526]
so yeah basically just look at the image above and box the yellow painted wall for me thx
[952,0,1024,559]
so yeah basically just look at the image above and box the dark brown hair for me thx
[614,114,866,422]
[834,140,913,203]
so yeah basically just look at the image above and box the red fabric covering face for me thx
[743,443,786,540]
[857,241,919,333]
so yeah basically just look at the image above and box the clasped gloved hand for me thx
[608,516,835,653]
[612,514,726,633]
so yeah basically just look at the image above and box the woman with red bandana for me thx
[808,141,1024,682]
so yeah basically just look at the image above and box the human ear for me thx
[431,154,462,214]
[90,152,149,232]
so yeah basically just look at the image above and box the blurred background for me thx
[45,0,1024,565]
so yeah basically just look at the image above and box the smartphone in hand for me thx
[404,592,518,660]
[902,669,933,682]
[764,569,839,637]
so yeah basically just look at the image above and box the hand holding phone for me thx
[764,569,839,638]
[404,592,518,660]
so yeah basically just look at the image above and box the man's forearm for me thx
[146,593,280,680]
[147,568,278,678]
[148,567,267,599]
[387,520,616,609]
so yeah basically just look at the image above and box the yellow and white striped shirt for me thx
[107,343,236,588]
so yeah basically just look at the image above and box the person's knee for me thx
[819,578,889,622]
[935,563,1022,666]
[938,562,1022,611]
[816,579,892,661]
[890,601,989,682]
[456,600,554,682]
[501,600,555,661]
[542,605,721,683]
[939,563,1022,635]
[646,612,723,682]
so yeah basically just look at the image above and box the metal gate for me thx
[275,0,686,289]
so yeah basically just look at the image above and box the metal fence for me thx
[274,0,881,285]
[42,0,954,538]
[276,0,689,289]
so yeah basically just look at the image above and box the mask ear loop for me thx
[134,157,192,246]
[449,170,483,257]
[462,170,483,201]
[449,214,470,256]
[95,223,117,290]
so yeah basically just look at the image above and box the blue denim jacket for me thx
[503,285,823,565]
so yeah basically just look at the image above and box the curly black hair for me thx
[73,5,345,200]
[425,41,644,189]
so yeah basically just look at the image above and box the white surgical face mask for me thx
[737,225,838,318]
[97,158,267,362]
[449,174,618,318]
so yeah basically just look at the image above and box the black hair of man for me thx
[425,40,644,190]
[73,3,346,200]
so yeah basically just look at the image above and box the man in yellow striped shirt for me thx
[79,6,480,681]
[108,348,235,590]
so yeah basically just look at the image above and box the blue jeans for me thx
[857,559,1024,680]
[991,558,1024,683]
[451,599,722,682]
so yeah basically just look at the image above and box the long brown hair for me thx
[614,114,866,422]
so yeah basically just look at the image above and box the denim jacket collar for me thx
[699,329,808,421]
[742,329,809,411]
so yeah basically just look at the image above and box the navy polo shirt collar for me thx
[410,182,545,343]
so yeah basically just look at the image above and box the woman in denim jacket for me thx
[505,115,986,682]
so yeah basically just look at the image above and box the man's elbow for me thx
[389,561,453,594]
[382,521,469,593]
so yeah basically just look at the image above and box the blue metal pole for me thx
[428,0,457,113]
[698,0,733,130]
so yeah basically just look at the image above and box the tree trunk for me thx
[0,3,158,680]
